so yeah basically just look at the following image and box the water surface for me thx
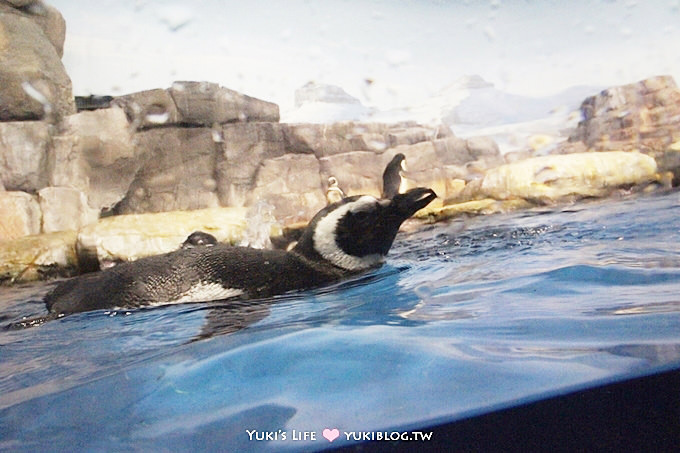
[1,191,679,452]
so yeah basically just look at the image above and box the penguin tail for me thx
[4,313,61,330]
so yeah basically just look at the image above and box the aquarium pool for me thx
[1,191,680,451]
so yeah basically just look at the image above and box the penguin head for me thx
[294,187,437,271]
[181,231,218,249]
[387,153,406,172]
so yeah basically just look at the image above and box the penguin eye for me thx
[353,210,369,221]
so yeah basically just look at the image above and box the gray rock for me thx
[647,148,680,186]
[284,123,356,157]
[0,191,41,240]
[0,120,50,191]
[465,136,501,160]
[349,132,388,152]
[111,88,181,130]
[0,3,75,121]
[169,81,279,125]
[216,122,290,207]
[248,153,325,223]
[115,127,221,214]
[285,122,439,157]
[3,0,41,7]
[570,76,680,153]
[386,142,439,173]
[111,82,282,130]
[38,186,99,233]
[319,151,384,198]
[387,126,435,147]
[26,2,67,58]
[48,108,138,211]
[433,136,473,165]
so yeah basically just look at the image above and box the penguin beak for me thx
[388,187,437,219]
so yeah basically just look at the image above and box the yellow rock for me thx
[443,178,466,203]
[480,151,658,201]
[416,198,533,221]
[77,207,261,265]
[0,191,41,240]
[0,230,78,283]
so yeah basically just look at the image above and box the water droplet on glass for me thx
[368,140,387,151]
[21,81,53,118]
[145,110,170,125]
[386,49,411,67]
[203,178,217,191]
[211,128,224,143]
[483,25,496,41]
[239,200,277,249]
[158,5,193,32]
[171,81,186,92]
[465,17,478,28]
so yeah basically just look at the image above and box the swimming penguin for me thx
[181,231,218,249]
[382,153,408,199]
[325,176,346,204]
[44,187,437,315]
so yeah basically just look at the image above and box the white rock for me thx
[76,206,259,265]
[0,121,50,191]
[480,151,658,201]
[38,186,99,233]
[0,230,78,283]
[0,191,41,240]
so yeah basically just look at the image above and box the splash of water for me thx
[238,200,277,249]
[21,82,53,119]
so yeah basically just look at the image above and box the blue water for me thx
[1,191,680,452]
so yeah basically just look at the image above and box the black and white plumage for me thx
[325,176,346,204]
[382,153,408,199]
[45,187,437,316]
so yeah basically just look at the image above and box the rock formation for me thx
[113,118,494,224]
[112,81,280,129]
[0,1,74,121]
[479,151,657,202]
[76,207,256,270]
[567,75,680,184]
[0,1,679,283]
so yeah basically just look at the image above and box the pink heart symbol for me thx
[322,428,340,442]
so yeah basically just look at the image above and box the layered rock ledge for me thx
[1,3,679,283]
